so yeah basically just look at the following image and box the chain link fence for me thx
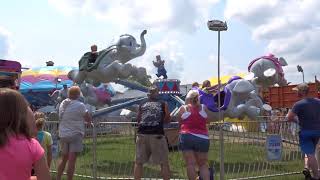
[44,116,304,179]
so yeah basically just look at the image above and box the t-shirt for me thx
[59,99,88,137]
[0,136,44,180]
[36,131,53,153]
[292,98,320,130]
[137,100,165,135]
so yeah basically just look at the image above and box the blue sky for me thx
[1,0,319,84]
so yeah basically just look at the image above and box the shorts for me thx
[179,133,210,152]
[60,134,83,154]
[135,134,169,164]
[299,130,320,154]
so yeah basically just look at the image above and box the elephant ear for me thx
[264,68,276,77]
[279,57,288,66]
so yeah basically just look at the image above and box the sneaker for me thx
[303,168,312,179]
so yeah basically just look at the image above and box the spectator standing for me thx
[176,90,216,180]
[56,86,92,180]
[35,118,53,168]
[134,86,171,180]
[286,83,320,179]
[0,88,50,180]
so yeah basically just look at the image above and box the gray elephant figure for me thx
[197,76,268,120]
[69,30,149,86]
[248,54,288,89]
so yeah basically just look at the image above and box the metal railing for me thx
[44,117,304,179]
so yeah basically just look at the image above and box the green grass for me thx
[51,134,305,180]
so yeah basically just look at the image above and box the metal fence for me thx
[44,117,304,180]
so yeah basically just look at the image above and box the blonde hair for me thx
[68,86,81,100]
[185,90,200,105]
[34,111,45,120]
[0,88,31,147]
[35,118,45,130]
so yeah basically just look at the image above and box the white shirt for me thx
[58,98,88,137]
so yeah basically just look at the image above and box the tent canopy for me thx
[209,73,247,85]
[20,66,77,107]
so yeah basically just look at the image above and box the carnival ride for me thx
[248,53,288,88]
[61,30,185,120]
[68,30,150,86]
[20,66,115,108]
[2,29,299,127]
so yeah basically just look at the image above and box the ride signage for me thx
[266,134,282,161]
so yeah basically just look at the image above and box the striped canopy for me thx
[20,66,76,93]
[20,66,77,107]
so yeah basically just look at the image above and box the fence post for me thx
[219,124,225,180]
[92,122,97,180]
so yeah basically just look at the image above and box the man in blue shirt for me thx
[287,83,320,180]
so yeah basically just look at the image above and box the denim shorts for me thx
[299,130,320,154]
[179,133,210,152]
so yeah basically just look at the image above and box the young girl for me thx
[0,88,50,180]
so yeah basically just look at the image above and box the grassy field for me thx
[50,134,305,180]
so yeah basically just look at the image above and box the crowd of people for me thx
[0,80,319,180]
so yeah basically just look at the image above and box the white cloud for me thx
[0,27,11,58]
[225,0,320,83]
[208,54,243,76]
[48,0,219,33]
[48,0,88,15]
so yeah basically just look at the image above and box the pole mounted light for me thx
[207,20,228,31]
[297,65,305,83]
[207,19,228,180]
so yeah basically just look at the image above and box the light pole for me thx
[207,19,228,180]
[297,65,304,83]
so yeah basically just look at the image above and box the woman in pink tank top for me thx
[176,90,216,180]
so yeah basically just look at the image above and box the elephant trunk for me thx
[132,30,147,57]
